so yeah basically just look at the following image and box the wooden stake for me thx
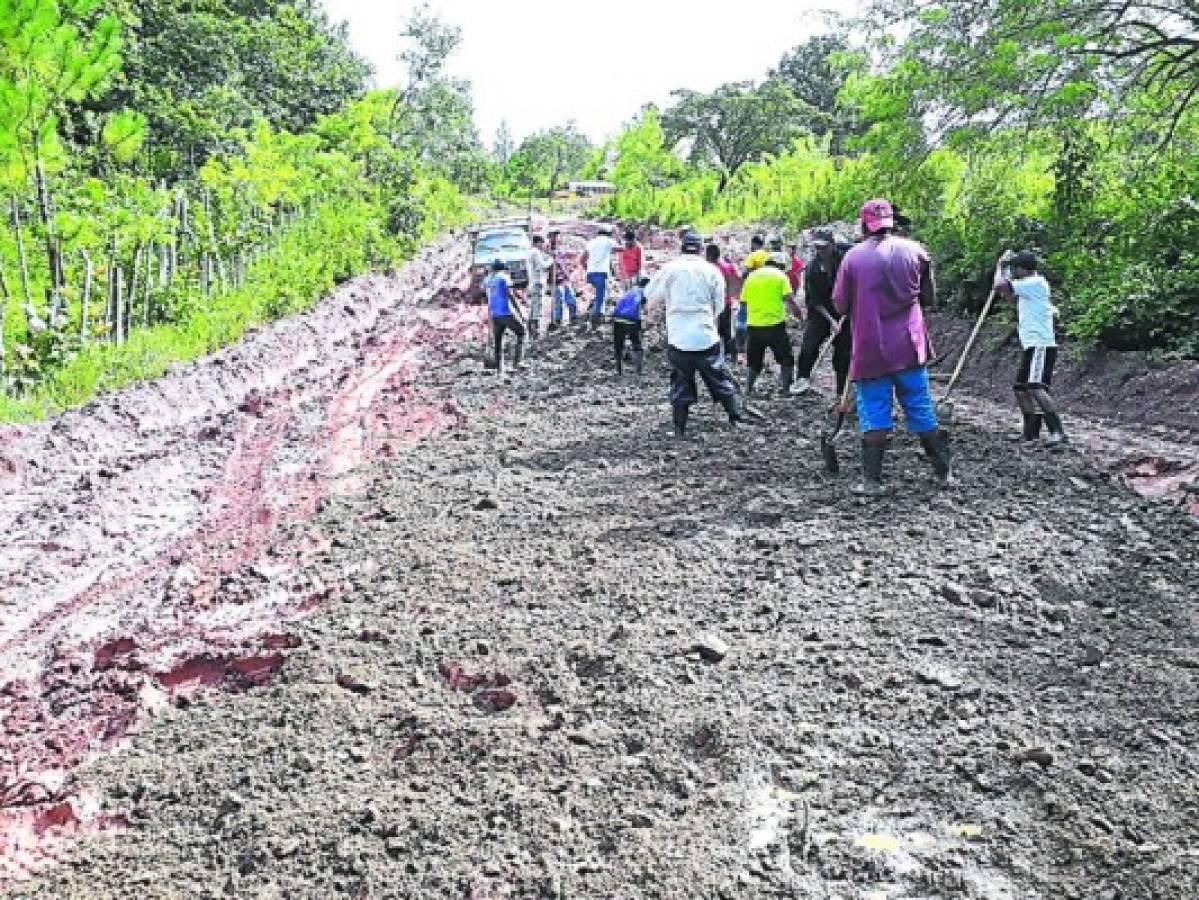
[10,197,34,332]
[142,243,153,326]
[80,250,93,342]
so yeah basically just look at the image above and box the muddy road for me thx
[2,223,1197,898]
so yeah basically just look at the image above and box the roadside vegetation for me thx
[3,1,1195,420]
[592,2,1199,356]
[0,0,478,420]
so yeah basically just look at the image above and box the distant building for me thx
[562,180,617,198]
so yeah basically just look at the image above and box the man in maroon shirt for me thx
[833,198,952,494]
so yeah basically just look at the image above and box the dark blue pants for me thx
[668,343,739,408]
[587,272,608,320]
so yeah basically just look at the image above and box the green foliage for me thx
[768,35,862,149]
[101,0,371,178]
[499,124,593,199]
[662,80,806,191]
[596,8,1198,356]
[1,6,475,417]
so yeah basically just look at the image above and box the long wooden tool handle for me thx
[942,289,996,402]
[836,373,854,413]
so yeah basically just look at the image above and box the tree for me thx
[73,0,371,178]
[769,35,861,148]
[386,4,486,191]
[605,107,685,191]
[389,2,462,141]
[502,125,593,198]
[855,0,1199,149]
[0,0,124,336]
[661,80,805,191]
[493,120,514,165]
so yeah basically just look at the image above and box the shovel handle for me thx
[941,288,996,403]
[836,376,854,414]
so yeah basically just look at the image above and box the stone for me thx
[693,634,730,663]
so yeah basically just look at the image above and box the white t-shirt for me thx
[527,248,550,287]
[645,255,724,351]
[1012,275,1056,348]
[585,235,617,275]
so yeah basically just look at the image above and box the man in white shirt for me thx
[994,250,1068,446]
[582,224,618,326]
[646,230,758,437]
[526,234,551,339]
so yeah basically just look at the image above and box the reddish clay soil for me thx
[0,235,480,882]
[1,222,1196,898]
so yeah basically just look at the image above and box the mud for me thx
[1,234,480,881]
[3,223,1198,898]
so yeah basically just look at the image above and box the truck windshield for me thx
[476,233,528,254]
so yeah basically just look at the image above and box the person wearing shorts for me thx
[994,250,1067,446]
[833,198,952,494]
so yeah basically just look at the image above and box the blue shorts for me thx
[855,367,939,434]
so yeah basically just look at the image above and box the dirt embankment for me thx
[926,314,1199,439]
[0,233,480,883]
[2,221,1197,899]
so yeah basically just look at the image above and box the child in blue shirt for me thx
[612,276,650,376]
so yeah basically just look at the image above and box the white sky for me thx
[321,0,849,147]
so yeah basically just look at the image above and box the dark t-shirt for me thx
[804,251,843,314]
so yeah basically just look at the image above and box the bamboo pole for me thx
[80,250,93,342]
[10,197,34,332]
[127,242,143,334]
[0,260,10,374]
[142,242,153,326]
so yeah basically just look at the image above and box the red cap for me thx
[860,198,895,233]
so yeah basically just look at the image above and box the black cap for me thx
[491,258,507,271]
[812,228,835,247]
[1011,250,1038,270]
[681,230,704,252]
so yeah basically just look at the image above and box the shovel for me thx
[937,287,997,426]
[820,377,855,475]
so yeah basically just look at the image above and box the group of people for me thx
[483,198,1068,494]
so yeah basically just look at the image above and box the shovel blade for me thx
[938,400,956,427]
[820,432,840,475]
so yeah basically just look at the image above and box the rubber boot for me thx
[1043,412,1068,448]
[633,350,645,377]
[745,369,760,396]
[851,441,886,496]
[778,365,794,396]
[512,338,525,370]
[1006,413,1043,442]
[918,430,954,486]
[721,393,766,426]
[672,405,689,438]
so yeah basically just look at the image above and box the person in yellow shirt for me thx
[741,252,803,395]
